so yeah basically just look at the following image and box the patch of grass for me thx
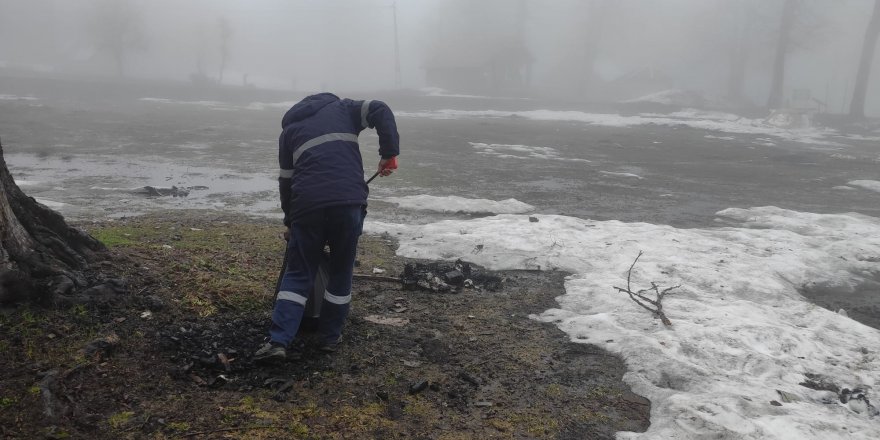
[507,412,560,437]
[108,411,135,430]
[166,421,190,432]
[588,386,622,400]
[90,219,282,316]
[402,396,434,420]
[329,402,390,435]
[90,228,138,247]
[546,383,563,398]
[72,304,88,318]
[0,397,17,409]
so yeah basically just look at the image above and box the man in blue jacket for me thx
[255,93,399,361]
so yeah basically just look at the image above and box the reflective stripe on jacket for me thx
[278,93,400,224]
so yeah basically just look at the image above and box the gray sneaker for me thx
[254,342,286,362]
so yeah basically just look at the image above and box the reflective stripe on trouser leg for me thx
[318,205,365,345]
[319,290,351,346]
[269,291,308,347]
[269,219,327,347]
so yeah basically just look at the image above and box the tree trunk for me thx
[727,1,754,104]
[0,138,107,305]
[850,0,880,119]
[767,0,797,109]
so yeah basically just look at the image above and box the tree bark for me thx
[767,0,798,109]
[850,0,880,119]
[0,138,107,305]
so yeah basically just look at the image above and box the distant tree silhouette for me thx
[218,17,233,84]
[850,0,880,119]
[89,0,146,78]
[767,0,799,109]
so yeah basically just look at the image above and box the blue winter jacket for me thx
[278,93,399,225]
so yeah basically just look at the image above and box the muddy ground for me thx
[0,211,650,439]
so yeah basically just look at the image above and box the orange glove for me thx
[377,156,398,176]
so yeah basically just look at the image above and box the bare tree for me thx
[725,1,760,103]
[767,0,799,108]
[0,139,107,305]
[577,0,612,97]
[89,0,146,78]
[850,0,880,119]
[218,17,233,84]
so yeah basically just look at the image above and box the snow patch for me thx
[138,98,232,110]
[420,87,489,99]
[366,207,880,439]
[382,195,534,214]
[624,89,707,107]
[848,180,880,193]
[599,171,644,180]
[469,142,591,163]
[35,198,66,208]
[399,109,840,146]
[245,100,301,111]
[0,94,38,101]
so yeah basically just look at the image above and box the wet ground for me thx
[4,76,879,331]
[2,75,879,437]
[0,212,650,439]
[2,75,879,228]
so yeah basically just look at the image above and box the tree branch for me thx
[613,251,679,327]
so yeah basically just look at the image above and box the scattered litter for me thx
[140,311,153,319]
[161,245,172,250]
[473,401,493,408]
[403,360,422,368]
[372,267,386,274]
[402,260,502,292]
[189,228,202,231]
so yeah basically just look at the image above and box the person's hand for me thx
[282,228,290,241]
[377,156,398,177]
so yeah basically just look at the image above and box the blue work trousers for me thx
[270,205,365,347]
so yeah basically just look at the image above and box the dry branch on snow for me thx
[613,251,680,327]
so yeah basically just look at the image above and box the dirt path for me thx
[0,211,649,439]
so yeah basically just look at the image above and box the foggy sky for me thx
[1,0,878,115]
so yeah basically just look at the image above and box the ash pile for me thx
[401,259,502,293]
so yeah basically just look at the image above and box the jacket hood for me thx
[281,93,339,128]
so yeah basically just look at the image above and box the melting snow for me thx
[599,171,644,179]
[848,180,880,194]
[469,142,591,163]
[382,195,534,214]
[398,109,841,146]
[0,94,38,101]
[366,206,880,439]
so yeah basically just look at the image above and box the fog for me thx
[1,0,879,115]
